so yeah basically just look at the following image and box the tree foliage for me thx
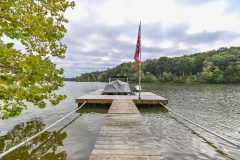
[0,0,75,119]
[75,46,240,84]
[76,71,102,82]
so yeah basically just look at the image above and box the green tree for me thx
[199,61,214,83]
[145,72,157,83]
[156,56,172,77]
[143,59,158,76]
[213,67,223,83]
[161,72,173,82]
[98,72,108,82]
[0,0,75,119]
[200,71,213,83]
[133,71,145,82]
[75,46,240,84]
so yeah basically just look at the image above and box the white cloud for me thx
[160,40,173,48]
[187,1,235,33]
[117,35,135,43]
[60,0,240,77]
[142,39,152,48]
[178,43,187,50]
[3,0,240,77]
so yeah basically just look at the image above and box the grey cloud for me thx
[173,0,219,7]
[142,22,164,40]
[62,19,240,77]
[223,0,240,15]
[165,22,190,42]
[174,0,240,16]
[60,3,240,77]
[186,30,240,45]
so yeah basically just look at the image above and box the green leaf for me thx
[3,112,9,119]
[2,21,8,27]
[0,75,14,84]
[6,43,14,48]
[0,0,74,119]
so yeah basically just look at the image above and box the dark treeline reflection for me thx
[0,105,110,160]
[0,115,81,160]
[76,104,110,114]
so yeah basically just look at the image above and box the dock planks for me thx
[90,99,163,160]
[76,89,168,105]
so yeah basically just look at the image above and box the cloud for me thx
[2,0,239,78]
[61,17,240,77]
[56,0,240,77]
[223,0,240,15]
[174,0,240,16]
[186,30,240,45]
[173,0,219,7]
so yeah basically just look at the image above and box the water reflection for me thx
[1,82,240,159]
[131,83,240,159]
[76,104,110,114]
[0,115,81,160]
[137,104,168,113]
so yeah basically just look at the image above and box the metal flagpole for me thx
[138,21,141,99]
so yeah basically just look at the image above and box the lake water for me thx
[0,82,240,160]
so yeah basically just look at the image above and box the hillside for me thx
[75,46,240,83]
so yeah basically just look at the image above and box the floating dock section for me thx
[76,89,168,105]
[89,99,163,159]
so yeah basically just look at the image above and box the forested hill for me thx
[75,46,240,83]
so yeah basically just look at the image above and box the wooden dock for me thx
[90,99,163,159]
[76,89,168,105]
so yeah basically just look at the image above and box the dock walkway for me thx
[90,99,163,159]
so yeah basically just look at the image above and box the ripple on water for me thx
[134,83,240,160]
[1,82,240,159]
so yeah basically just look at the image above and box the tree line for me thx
[75,46,240,83]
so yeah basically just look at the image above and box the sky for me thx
[9,0,240,77]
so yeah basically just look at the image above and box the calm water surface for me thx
[1,82,240,160]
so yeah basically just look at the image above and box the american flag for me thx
[134,23,141,66]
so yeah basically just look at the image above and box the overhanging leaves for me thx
[0,0,75,119]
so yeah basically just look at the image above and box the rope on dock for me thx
[159,101,240,149]
[0,101,87,158]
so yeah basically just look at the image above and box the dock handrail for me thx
[0,101,87,158]
[159,101,240,149]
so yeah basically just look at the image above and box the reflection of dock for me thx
[89,99,163,159]
[76,89,168,105]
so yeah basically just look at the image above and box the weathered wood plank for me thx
[98,130,151,134]
[100,126,149,131]
[89,99,163,159]
[96,136,154,141]
[93,144,159,150]
[108,109,140,114]
[91,149,162,156]
[90,155,163,160]
[95,140,156,145]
